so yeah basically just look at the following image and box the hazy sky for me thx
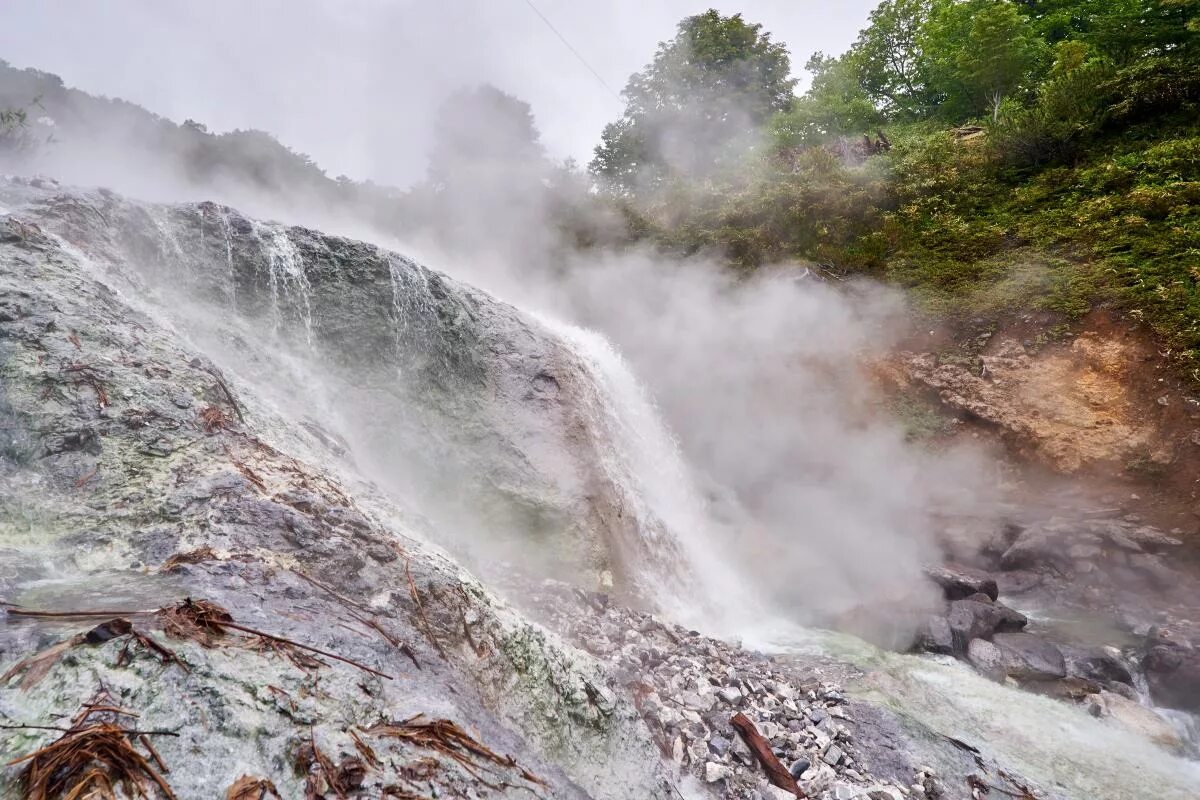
[0,1,875,186]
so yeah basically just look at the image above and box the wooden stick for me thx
[6,608,155,618]
[140,734,170,773]
[0,724,179,736]
[218,620,393,680]
[730,712,805,798]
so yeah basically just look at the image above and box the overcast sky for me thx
[0,1,876,186]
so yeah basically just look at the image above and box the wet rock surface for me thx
[510,580,1042,800]
[2,178,1197,798]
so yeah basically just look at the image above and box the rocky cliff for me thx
[1,177,1198,800]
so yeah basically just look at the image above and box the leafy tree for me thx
[591,10,796,194]
[854,0,935,117]
[0,96,48,164]
[425,84,545,192]
[923,0,1047,121]
[405,83,558,254]
[770,53,883,148]
[988,40,1115,166]
[1015,0,1199,63]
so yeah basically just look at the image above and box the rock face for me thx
[0,179,679,798]
[0,177,694,603]
[902,336,1169,473]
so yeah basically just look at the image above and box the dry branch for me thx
[731,712,805,797]
[156,597,393,679]
[7,698,176,800]
[366,715,544,791]
[405,560,447,660]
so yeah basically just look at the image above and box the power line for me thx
[520,0,624,103]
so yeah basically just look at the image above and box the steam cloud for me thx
[0,8,1004,640]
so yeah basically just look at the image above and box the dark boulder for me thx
[1061,645,1134,687]
[991,633,1067,681]
[948,600,1004,654]
[994,603,1028,633]
[1143,636,1200,713]
[916,615,954,655]
[925,564,999,601]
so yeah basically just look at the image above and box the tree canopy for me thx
[590,9,795,195]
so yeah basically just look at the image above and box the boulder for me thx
[1127,553,1177,590]
[1061,645,1134,687]
[1143,638,1200,713]
[1099,691,1186,753]
[925,564,999,601]
[995,570,1042,595]
[916,615,954,655]
[1000,524,1063,570]
[966,638,1005,682]
[947,599,1004,654]
[991,633,1067,681]
[994,602,1029,633]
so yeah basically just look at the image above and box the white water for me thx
[11,184,1199,800]
[217,207,238,306]
[255,221,314,346]
[744,621,1200,800]
[537,315,753,628]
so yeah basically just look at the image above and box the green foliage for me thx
[591,9,795,195]
[0,96,45,162]
[987,40,1115,167]
[770,53,882,148]
[923,0,1048,121]
[854,0,935,117]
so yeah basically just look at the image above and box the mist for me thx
[0,2,1007,639]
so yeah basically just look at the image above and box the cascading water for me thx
[534,315,751,624]
[3,177,1198,800]
[254,221,314,345]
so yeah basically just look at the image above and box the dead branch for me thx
[207,369,245,423]
[731,712,805,797]
[366,716,544,791]
[160,547,219,572]
[220,620,392,680]
[74,466,98,488]
[156,598,393,679]
[7,699,177,800]
[405,559,447,660]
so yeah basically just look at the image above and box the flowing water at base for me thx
[744,621,1200,800]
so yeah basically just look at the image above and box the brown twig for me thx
[405,559,447,660]
[731,712,805,797]
[6,608,154,618]
[208,370,245,422]
[139,734,170,773]
[74,466,98,488]
[219,620,392,680]
[0,724,178,736]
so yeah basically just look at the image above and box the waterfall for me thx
[255,222,313,345]
[538,315,750,625]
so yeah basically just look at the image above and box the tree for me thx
[854,0,935,117]
[425,84,545,193]
[591,10,796,195]
[1014,0,1199,63]
[407,84,555,254]
[0,96,47,165]
[923,0,1046,121]
[770,53,883,148]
